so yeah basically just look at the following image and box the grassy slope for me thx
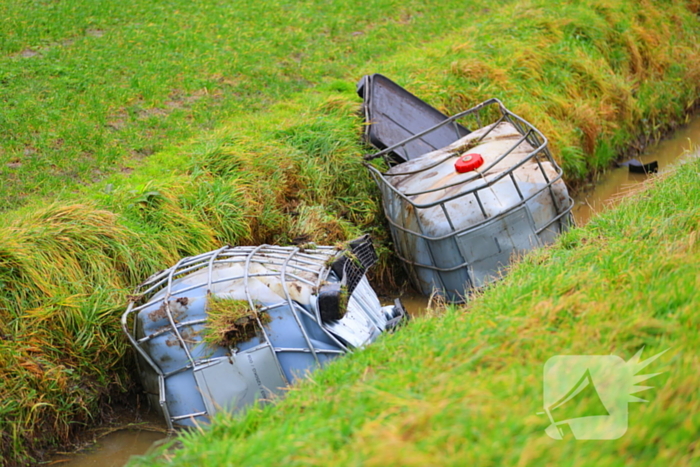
[2,1,699,210]
[0,0,491,210]
[131,156,700,467]
[1,1,505,463]
[1,0,699,464]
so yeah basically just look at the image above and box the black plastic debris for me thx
[320,234,378,322]
[617,159,659,174]
[357,74,470,164]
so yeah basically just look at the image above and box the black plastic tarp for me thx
[357,74,470,163]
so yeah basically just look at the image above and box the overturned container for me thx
[362,87,573,301]
[122,236,405,429]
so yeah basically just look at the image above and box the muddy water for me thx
[383,290,432,317]
[397,291,432,316]
[48,410,169,467]
[572,115,700,225]
[50,429,168,467]
[51,114,700,466]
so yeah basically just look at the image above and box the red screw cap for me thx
[454,153,484,173]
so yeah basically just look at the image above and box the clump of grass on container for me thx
[202,296,271,349]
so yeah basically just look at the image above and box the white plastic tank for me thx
[366,99,573,300]
[122,236,406,429]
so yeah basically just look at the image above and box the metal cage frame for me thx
[121,243,391,429]
[364,98,574,300]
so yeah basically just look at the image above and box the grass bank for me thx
[1,0,699,464]
[130,155,700,466]
[0,0,499,211]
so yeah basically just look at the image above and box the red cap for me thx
[454,153,484,173]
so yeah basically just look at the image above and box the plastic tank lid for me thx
[454,153,484,173]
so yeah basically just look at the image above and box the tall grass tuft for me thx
[415,0,700,181]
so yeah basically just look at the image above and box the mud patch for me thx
[165,328,198,348]
[19,48,39,58]
[106,111,128,131]
[147,299,187,323]
[6,159,22,169]
[137,107,169,120]
[86,29,104,38]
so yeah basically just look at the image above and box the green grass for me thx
[129,156,700,467]
[2,0,699,210]
[0,0,699,464]
[0,0,500,211]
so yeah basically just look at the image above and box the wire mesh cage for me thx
[121,236,404,429]
[364,98,574,302]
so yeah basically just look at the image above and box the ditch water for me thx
[49,114,700,466]
[47,409,169,467]
[49,430,168,467]
[572,115,700,225]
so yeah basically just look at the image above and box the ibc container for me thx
[365,99,574,301]
[121,236,405,429]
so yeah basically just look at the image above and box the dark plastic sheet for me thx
[357,74,470,163]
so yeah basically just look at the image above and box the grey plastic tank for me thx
[121,236,405,429]
[365,99,573,301]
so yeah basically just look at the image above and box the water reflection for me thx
[573,115,700,225]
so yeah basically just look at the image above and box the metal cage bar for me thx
[364,99,574,301]
[122,242,399,428]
